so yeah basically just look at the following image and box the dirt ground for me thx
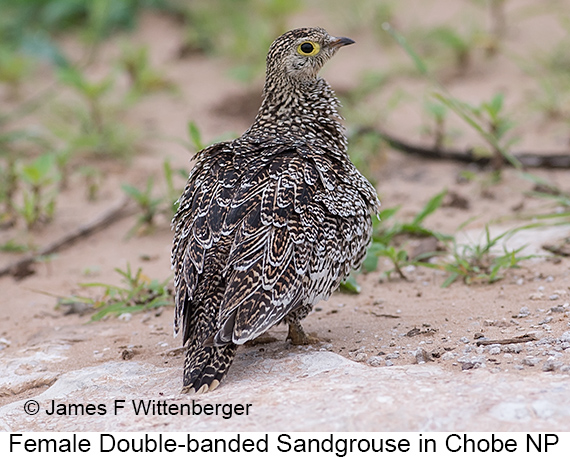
[1,3,570,421]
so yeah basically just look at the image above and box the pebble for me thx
[413,348,432,364]
[522,357,541,367]
[118,313,132,322]
[367,356,384,367]
[353,353,367,362]
[489,346,501,355]
[0,338,11,350]
[542,360,561,372]
[518,307,531,317]
[503,344,522,354]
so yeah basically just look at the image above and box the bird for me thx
[171,27,380,394]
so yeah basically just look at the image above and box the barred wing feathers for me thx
[172,140,377,348]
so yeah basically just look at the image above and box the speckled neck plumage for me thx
[245,76,347,153]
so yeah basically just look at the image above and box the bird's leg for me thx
[287,320,319,345]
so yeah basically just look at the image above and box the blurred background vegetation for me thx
[1,0,570,302]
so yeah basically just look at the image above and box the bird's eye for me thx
[297,41,320,56]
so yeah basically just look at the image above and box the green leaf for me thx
[340,274,361,294]
[20,154,57,186]
[188,121,204,151]
[362,248,380,273]
[379,206,401,221]
[121,183,143,200]
[411,189,447,226]
[382,23,429,76]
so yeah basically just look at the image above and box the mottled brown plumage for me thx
[171,27,379,393]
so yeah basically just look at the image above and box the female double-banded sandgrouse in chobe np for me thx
[171,27,380,393]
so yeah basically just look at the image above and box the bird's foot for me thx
[287,321,319,345]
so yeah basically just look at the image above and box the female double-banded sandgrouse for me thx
[171,27,380,393]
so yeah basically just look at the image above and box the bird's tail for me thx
[182,342,237,394]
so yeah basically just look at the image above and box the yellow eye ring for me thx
[297,41,320,56]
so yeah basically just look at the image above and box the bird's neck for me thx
[243,76,348,153]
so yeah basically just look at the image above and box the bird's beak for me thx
[329,36,355,49]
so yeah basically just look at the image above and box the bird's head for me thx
[265,27,354,86]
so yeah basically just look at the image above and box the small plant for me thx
[78,165,103,201]
[423,225,533,287]
[51,66,137,160]
[61,264,172,321]
[118,43,174,100]
[0,46,36,100]
[426,26,473,73]
[0,157,18,222]
[422,100,449,150]
[57,66,113,134]
[434,92,518,171]
[0,239,34,253]
[365,241,411,280]
[363,190,451,280]
[18,153,59,228]
[122,178,163,236]
[383,24,521,171]
[53,146,74,190]
[121,157,188,236]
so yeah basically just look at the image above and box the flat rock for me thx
[2,350,570,431]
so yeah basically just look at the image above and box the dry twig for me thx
[0,198,132,279]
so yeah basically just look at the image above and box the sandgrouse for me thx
[171,27,380,393]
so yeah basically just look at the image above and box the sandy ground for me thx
[1,3,570,430]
